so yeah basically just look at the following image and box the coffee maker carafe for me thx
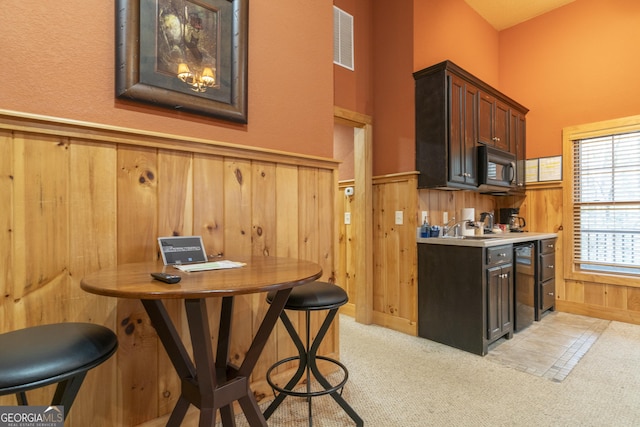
[509,215,526,232]
[499,208,526,232]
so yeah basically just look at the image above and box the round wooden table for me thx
[81,256,323,427]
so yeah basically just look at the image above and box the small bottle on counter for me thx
[420,218,430,238]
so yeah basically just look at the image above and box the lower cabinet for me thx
[486,263,513,341]
[418,243,514,356]
[536,238,557,319]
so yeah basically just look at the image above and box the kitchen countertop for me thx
[417,231,558,247]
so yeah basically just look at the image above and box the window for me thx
[564,116,640,284]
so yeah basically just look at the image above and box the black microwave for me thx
[477,145,516,193]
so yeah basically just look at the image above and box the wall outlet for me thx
[344,212,351,225]
[395,211,403,225]
[443,211,449,224]
[421,211,429,224]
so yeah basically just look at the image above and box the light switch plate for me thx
[344,212,351,225]
[395,211,403,225]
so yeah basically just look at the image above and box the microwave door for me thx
[477,145,516,192]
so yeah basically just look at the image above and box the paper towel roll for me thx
[461,208,475,221]
[461,208,475,236]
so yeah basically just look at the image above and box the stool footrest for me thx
[263,282,363,426]
[266,355,349,398]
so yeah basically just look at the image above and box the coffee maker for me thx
[499,208,526,232]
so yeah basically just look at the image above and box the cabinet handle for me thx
[548,265,554,269]
[548,292,554,296]
[500,253,507,257]
[547,244,554,248]
[492,137,501,142]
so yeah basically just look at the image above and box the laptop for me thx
[157,236,208,265]
[157,236,246,272]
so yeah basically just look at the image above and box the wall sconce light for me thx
[177,63,216,93]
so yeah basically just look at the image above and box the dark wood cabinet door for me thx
[486,265,502,340]
[449,74,478,186]
[510,110,526,192]
[449,74,466,186]
[500,264,514,332]
[486,264,513,341]
[464,83,479,185]
[478,92,494,146]
[494,100,510,152]
[479,92,509,151]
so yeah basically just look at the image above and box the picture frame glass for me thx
[140,0,230,103]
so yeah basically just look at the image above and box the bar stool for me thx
[0,322,118,420]
[264,281,363,426]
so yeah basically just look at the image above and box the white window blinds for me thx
[572,131,640,275]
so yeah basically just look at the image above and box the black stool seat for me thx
[266,281,348,311]
[0,322,118,419]
[264,281,362,426]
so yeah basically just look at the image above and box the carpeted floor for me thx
[256,313,640,427]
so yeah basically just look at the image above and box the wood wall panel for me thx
[340,174,419,335]
[0,131,13,331]
[193,155,225,256]
[335,182,356,314]
[68,140,118,425]
[0,113,338,427]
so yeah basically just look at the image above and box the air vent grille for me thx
[333,6,354,70]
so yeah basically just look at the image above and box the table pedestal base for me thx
[142,287,292,427]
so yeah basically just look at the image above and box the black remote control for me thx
[150,272,181,284]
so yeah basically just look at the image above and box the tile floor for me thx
[486,311,610,382]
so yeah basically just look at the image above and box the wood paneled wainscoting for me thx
[339,174,420,335]
[338,172,502,336]
[0,110,339,426]
[521,182,640,325]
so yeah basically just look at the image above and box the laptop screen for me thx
[157,236,208,265]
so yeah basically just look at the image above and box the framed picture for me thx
[116,0,248,123]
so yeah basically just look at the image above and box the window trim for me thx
[562,114,640,288]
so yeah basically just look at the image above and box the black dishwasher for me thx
[514,243,535,331]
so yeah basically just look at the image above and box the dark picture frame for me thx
[116,0,248,123]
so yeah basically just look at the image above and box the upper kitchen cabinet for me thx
[511,110,527,193]
[414,61,529,192]
[479,92,510,152]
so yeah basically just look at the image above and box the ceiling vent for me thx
[333,6,354,71]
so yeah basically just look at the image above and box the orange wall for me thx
[1,1,334,158]
[499,0,640,158]
[334,0,374,116]
[413,0,500,87]
[365,0,499,176]
[333,0,500,176]
[370,0,415,176]
[336,0,640,174]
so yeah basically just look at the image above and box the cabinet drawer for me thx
[540,238,556,255]
[540,253,555,282]
[540,278,555,312]
[486,245,512,266]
